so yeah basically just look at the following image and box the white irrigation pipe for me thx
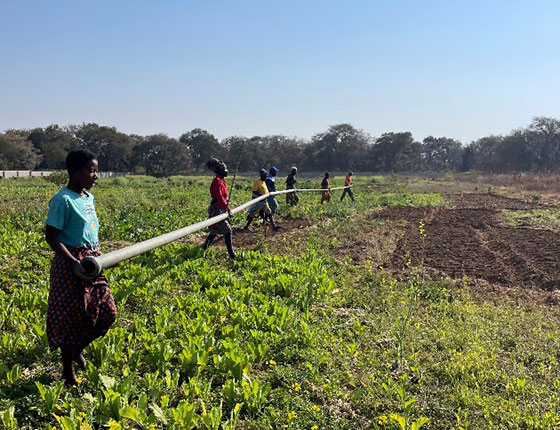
[80,185,352,277]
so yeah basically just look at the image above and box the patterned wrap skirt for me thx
[208,202,232,235]
[247,199,270,218]
[47,246,117,351]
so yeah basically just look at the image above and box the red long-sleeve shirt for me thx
[210,176,230,210]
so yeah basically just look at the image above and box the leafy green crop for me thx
[2,175,560,429]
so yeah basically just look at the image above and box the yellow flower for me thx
[312,405,321,412]
[311,426,319,430]
[107,420,122,430]
[269,360,277,366]
[377,415,388,424]
[75,377,83,384]
[220,316,226,323]
[287,411,297,420]
[292,382,301,392]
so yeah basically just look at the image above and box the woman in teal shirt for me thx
[45,150,117,386]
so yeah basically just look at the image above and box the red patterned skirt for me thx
[208,202,232,235]
[47,246,117,351]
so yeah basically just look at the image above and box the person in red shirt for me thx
[202,158,236,259]
[340,171,355,202]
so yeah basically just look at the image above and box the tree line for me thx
[1,117,559,176]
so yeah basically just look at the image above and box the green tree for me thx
[72,123,134,171]
[179,128,223,171]
[221,136,263,173]
[422,136,463,171]
[0,130,42,169]
[306,124,371,171]
[27,124,76,169]
[468,135,503,172]
[525,116,560,171]
[261,135,307,171]
[131,134,192,177]
[494,132,533,172]
[371,132,421,172]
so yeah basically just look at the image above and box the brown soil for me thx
[190,217,312,251]
[449,192,554,210]
[382,194,560,294]
[232,217,312,248]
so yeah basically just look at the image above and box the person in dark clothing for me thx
[320,171,331,204]
[265,166,279,214]
[285,167,299,205]
[340,171,355,202]
[202,158,236,259]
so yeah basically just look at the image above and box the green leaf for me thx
[411,417,430,430]
[60,416,76,430]
[151,403,167,424]
[404,398,416,416]
[390,413,406,430]
[99,374,116,389]
[120,406,142,423]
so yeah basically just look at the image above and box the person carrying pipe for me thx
[265,166,279,214]
[202,158,236,259]
[44,150,117,386]
[244,168,280,231]
[285,167,299,205]
[340,171,355,202]
[320,171,332,204]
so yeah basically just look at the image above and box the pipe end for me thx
[81,256,102,278]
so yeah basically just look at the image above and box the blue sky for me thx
[1,0,559,143]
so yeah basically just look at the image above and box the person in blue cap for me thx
[265,166,279,215]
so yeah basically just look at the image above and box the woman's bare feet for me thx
[63,369,78,386]
[61,346,78,386]
[74,351,86,371]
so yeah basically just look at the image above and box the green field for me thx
[2,175,560,430]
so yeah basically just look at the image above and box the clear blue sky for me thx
[1,0,559,144]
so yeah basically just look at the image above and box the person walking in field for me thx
[340,171,355,202]
[202,158,236,259]
[285,167,299,206]
[320,171,332,204]
[265,166,279,215]
[244,168,280,231]
[45,150,117,386]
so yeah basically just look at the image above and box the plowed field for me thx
[385,194,560,291]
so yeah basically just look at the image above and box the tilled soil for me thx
[232,217,312,248]
[385,193,560,292]
[192,217,312,250]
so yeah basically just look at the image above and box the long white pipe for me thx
[80,185,352,277]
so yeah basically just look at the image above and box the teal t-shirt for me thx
[45,187,100,248]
